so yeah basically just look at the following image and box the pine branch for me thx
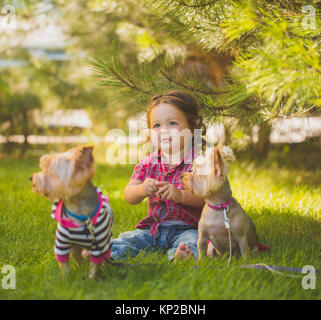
[175,0,218,8]
[89,1,321,123]
[288,31,321,40]
[158,68,229,96]
[90,41,154,96]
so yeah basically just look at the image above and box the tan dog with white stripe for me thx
[182,145,259,262]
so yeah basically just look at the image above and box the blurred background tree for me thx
[1,0,321,159]
[1,0,152,156]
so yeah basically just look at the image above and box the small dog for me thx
[30,146,114,278]
[182,145,259,262]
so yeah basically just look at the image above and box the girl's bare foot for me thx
[174,243,194,262]
[82,249,90,260]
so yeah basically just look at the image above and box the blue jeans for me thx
[111,225,199,261]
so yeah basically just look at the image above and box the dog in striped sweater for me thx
[30,146,113,279]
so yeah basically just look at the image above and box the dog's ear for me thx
[213,147,224,176]
[220,145,236,162]
[39,153,52,170]
[217,141,224,152]
[71,146,96,186]
[217,134,225,152]
[75,146,94,166]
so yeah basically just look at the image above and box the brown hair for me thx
[146,90,206,151]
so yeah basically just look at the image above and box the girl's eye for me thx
[169,121,178,126]
[152,123,160,129]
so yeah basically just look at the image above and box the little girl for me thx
[111,90,206,262]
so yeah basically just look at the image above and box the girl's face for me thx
[149,103,192,154]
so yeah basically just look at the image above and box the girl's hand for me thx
[142,178,158,197]
[155,181,182,203]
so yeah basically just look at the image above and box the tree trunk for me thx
[20,110,29,158]
[253,122,272,160]
[4,117,15,155]
[223,124,232,146]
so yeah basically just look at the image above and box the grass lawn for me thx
[0,144,320,300]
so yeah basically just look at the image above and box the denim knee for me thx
[111,228,154,260]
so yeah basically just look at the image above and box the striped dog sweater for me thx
[51,188,113,264]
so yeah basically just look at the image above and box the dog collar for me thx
[52,188,108,228]
[207,197,234,229]
[207,197,233,211]
[64,201,100,222]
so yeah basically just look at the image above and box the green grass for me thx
[0,149,320,300]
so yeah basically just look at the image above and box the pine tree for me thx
[91,0,321,129]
